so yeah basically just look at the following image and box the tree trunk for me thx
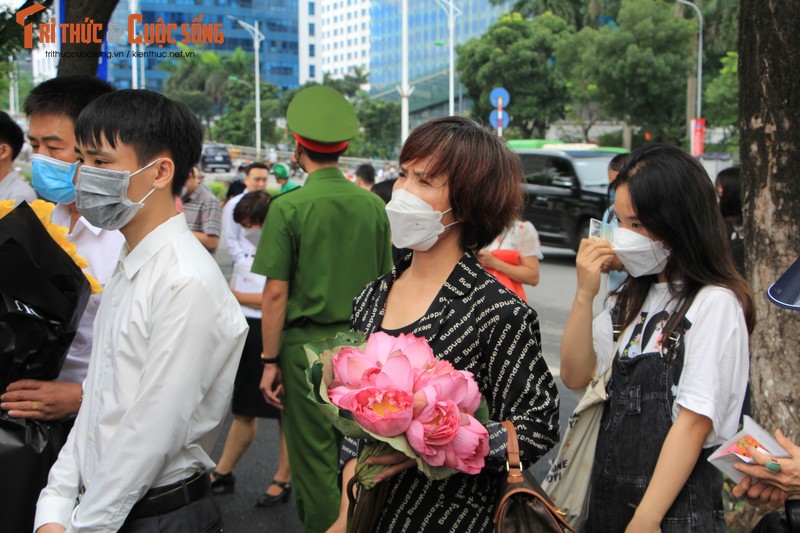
[57,0,120,77]
[739,0,800,439]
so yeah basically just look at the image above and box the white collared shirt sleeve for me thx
[33,422,83,530]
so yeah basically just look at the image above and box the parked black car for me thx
[200,144,232,173]
[512,147,620,251]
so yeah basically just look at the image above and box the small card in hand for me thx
[589,218,613,243]
[707,415,790,483]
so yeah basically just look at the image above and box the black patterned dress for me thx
[342,252,560,532]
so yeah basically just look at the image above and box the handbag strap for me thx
[498,420,575,532]
[501,420,524,484]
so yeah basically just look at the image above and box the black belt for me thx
[283,316,309,330]
[127,472,210,520]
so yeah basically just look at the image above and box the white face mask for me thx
[243,227,262,247]
[385,188,458,251]
[75,159,161,231]
[612,227,671,277]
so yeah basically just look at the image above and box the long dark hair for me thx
[612,144,755,336]
[715,166,742,224]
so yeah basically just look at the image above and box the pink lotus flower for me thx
[387,333,437,368]
[406,398,461,466]
[330,346,382,388]
[336,387,414,437]
[329,332,436,392]
[443,414,490,475]
[413,360,482,414]
[329,354,416,436]
[313,330,489,478]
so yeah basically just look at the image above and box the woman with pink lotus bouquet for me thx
[323,117,560,533]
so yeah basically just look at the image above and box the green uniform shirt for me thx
[252,167,392,325]
[278,181,300,195]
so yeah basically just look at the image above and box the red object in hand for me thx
[483,249,527,302]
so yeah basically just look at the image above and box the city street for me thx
[211,242,591,532]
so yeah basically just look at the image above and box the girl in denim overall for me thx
[560,144,755,532]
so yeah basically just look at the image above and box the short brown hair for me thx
[233,190,272,226]
[399,116,523,250]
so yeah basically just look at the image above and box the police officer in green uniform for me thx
[252,85,392,533]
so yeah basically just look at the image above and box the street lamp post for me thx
[434,0,462,116]
[129,0,139,89]
[229,16,265,160]
[676,0,703,119]
[398,0,413,142]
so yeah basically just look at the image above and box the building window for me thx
[310,65,316,78]
[309,23,315,36]
[309,1,315,15]
[309,43,315,57]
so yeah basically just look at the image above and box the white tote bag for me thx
[541,363,612,531]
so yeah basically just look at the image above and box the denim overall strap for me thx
[587,297,725,533]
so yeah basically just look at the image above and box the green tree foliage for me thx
[554,27,604,141]
[557,0,694,143]
[704,51,738,136]
[349,94,401,160]
[488,0,619,29]
[160,44,280,146]
[212,79,281,148]
[456,12,573,138]
[699,0,739,70]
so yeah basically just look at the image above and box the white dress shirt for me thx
[34,214,248,532]
[222,192,255,264]
[0,169,36,204]
[51,204,125,384]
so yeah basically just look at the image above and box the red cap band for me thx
[293,132,349,154]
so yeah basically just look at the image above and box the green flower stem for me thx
[354,441,396,491]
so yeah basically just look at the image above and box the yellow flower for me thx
[0,200,102,294]
[0,200,14,218]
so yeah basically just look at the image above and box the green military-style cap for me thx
[287,86,359,153]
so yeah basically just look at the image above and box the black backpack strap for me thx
[610,299,623,343]
[661,293,698,395]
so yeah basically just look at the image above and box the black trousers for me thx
[119,495,223,533]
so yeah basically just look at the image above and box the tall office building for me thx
[298,0,370,86]
[106,0,299,92]
[370,0,506,123]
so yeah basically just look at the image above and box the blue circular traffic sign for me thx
[489,109,510,129]
[490,87,510,107]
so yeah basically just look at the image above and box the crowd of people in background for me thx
[0,75,797,533]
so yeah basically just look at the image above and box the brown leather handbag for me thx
[494,421,574,533]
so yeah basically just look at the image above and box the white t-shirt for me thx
[485,220,544,260]
[592,283,749,447]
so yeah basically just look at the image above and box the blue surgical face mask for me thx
[31,154,78,204]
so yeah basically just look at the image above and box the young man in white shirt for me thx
[2,76,121,421]
[0,111,35,204]
[0,77,122,533]
[34,89,248,533]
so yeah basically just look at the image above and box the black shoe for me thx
[210,470,235,495]
[256,480,291,507]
